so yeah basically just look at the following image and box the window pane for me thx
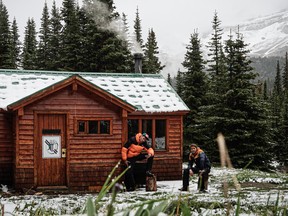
[142,119,152,146]
[128,119,138,139]
[78,121,85,133]
[88,121,98,134]
[155,120,166,150]
[100,120,110,134]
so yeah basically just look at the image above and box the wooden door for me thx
[37,114,67,186]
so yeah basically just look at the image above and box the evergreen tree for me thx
[121,13,132,50]
[49,0,62,70]
[181,32,207,126]
[117,13,135,72]
[167,73,172,85]
[181,32,208,149]
[133,6,144,51]
[142,28,164,73]
[271,61,283,127]
[37,2,51,70]
[195,13,228,161]
[206,13,227,111]
[60,0,81,71]
[0,1,12,68]
[176,69,184,98]
[263,80,268,101]
[280,52,288,163]
[283,52,288,93]
[207,11,224,77]
[97,33,134,72]
[121,12,129,36]
[22,18,38,69]
[82,0,133,72]
[196,16,271,169]
[222,31,271,169]
[270,61,285,163]
[274,61,282,96]
[10,18,21,69]
[78,0,100,71]
[75,4,91,71]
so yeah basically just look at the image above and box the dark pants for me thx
[124,154,154,190]
[183,168,209,191]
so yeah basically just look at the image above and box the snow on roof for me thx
[0,69,189,113]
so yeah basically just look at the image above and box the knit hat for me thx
[142,132,150,141]
[190,143,198,148]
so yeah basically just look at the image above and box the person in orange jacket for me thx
[122,132,154,191]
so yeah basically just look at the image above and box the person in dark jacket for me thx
[180,143,211,192]
[122,132,154,191]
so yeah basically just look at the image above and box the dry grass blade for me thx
[217,133,242,215]
[217,133,241,191]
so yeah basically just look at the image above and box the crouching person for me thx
[122,133,154,191]
[180,143,211,192]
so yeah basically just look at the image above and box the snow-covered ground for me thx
[1,167,288,215]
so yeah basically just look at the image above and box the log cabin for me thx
[0,68,189,191]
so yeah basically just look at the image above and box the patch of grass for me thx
[2,136,288,215]
[236,168,287,184]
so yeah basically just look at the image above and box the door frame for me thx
[34,110,70,188]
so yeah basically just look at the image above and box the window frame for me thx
[154,119,167,151]
[74,117,112,136]
[127,117,168,151]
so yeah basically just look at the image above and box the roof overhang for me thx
[7,74,136,113]
[129,110,190,116]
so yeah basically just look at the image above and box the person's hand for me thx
[199,170,204,176]
[189,169,194,176]
[124,160,130,167]
[146,153,152,158]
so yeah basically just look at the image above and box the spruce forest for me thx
[0,0,287,171]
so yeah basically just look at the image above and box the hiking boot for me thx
[146,171,154,177]
[126,187,135,192]
[178,187,189,191]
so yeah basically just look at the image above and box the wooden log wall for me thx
[154,115,183,180]
[0,112,14,186]
[13,84,184,191]
[14,86,124,191]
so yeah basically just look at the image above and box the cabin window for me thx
[100,120,110,134]
[88,121,98,134]
[127,118,167,151]
[78,121,85,133]
[155,120,166,150]
[76,119,111,135]
[142,119,152,146]
[128,119,139,138]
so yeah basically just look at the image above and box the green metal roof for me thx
[0,69,189,113]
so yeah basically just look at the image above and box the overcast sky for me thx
[114,0,288,52]
[2,0,288,76]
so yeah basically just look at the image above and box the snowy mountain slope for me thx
[202,10,288,57]
[160,10,288,78]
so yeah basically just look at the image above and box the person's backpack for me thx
[205,154,211,170]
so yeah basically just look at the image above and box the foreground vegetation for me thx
[1,161,287,216]
[1,1,288,214]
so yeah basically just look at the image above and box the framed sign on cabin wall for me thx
[42,135,61,158]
